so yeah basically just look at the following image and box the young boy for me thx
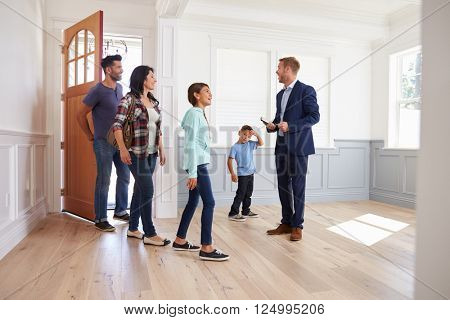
[227,125,264,222]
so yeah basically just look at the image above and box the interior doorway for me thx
[60,31,143,215]
[103,34,143,209]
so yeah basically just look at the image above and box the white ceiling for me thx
[182,0,421,42]
[186,0,421,18]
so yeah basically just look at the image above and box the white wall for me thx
[0,0,48,259]
[415,0,450,299]
[177,20,373,147]
[370,5,421,143]
[0,0,46,133]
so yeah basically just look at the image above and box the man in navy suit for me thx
[265,57,320,241]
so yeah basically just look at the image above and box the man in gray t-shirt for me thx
[77,55,130,232]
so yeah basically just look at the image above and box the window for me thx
[279,54,330,147]
[214,48,271,146]
[67,30,96,87]
[213,49,330,147]
[389,47,422,148]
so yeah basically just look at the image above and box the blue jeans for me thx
[177,164,215,245]
[93,139,130,223]
[128,152,158,237]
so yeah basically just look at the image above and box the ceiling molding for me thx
[156,0,189,18]
[180,13,387,44]
[179,18,374,48]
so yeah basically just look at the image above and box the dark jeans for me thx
[177,164,215,245]
[93,139,130,223]
[275,152,308,229]
[128,152,158,237]
[229,174,254,216]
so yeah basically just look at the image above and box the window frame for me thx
[389,46,422,149]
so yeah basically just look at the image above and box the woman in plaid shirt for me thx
[113,65,170,246]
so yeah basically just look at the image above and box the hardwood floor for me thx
[0,200,417,299]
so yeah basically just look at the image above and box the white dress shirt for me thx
[278,80,297,137]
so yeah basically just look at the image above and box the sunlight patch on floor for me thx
[327,213,409,246]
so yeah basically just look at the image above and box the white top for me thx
[278,79,297,137]
[147,107,160,154]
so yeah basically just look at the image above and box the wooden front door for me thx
[62,11,103,220]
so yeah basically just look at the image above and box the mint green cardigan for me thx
[181,107,211,178]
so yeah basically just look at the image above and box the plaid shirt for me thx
[112,93,161,158]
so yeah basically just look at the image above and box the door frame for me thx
[46,18,155,213]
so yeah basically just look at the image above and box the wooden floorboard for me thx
[0,200,417,299]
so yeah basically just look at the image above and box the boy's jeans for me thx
[93,139,130,223]
[229,174,254,216]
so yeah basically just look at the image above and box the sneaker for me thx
[113,212,130,222]
[242,211,259,218]
[199,249,230,261]
[127,229,144,239]
[228,214,246,222]
[95,221,116,232]
[172,241,201,252]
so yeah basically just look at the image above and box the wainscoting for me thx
[0,130,49,259]
[177,139,371,208]
[369,141,417,209]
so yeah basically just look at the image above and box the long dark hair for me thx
[187,82,209,106]
[129,65,159,107]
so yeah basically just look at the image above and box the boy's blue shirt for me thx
[229,140,258,176]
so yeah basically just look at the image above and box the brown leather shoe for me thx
[267,223,292,235]
[290,228,303,241]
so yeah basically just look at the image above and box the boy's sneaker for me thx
[173,241,200,252]
[95,221,116,232]
[113,212,130,222]
[242,211,259,218]
[228,214,246,222]
[199,249,230,261]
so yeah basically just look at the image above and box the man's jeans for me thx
[93,139,130,223]
[176,164,215,245]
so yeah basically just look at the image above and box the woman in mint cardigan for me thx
[173,83,229,262]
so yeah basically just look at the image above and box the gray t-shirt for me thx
[83,82,123,140]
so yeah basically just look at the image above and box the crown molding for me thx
[156,0,189,18]
[179,16,377,47]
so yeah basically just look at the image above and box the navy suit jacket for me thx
[268,80,320,156]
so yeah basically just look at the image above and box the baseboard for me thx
[178,195,280,208]
[369,191,416,209]
[306,191,369,203]
[0,200,48,260]
[177,192,370,208]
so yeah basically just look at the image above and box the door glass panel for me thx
[68,61,75,87]
[68,37,76,60]
[77,30,85,57]
[76,58,85,85]
[86,54,95,82]
[87,31,95,53]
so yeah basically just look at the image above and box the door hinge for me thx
[60,188,65,196]
[61,93,65,101]
[60,141,64,149]
[60,45,65,54]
